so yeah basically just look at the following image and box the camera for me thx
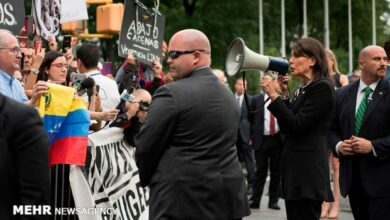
[109,113,129,128]
[71,74,86,91]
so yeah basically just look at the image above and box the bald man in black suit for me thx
[329,45,390,219]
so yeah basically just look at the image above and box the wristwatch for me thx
[30,67,39,75]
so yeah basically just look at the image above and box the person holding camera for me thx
[261,37,334,219]
[122,89,151,147]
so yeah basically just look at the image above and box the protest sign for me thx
[60,0,88,23]
[71,127,149,220]
[118,0,165,65]
[0,0,25,34]
[32,0,61,39]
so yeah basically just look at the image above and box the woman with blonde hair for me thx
[320,48,348,219]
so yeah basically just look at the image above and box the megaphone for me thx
[225,38,289,76]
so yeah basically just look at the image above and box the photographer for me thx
[122,89,151,147]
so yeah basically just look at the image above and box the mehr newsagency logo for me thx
[13,205,115,215]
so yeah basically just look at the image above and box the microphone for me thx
[77,77,95,96]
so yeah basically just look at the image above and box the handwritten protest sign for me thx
[71,127,149,220]
[118,0,165,65]
[0,0,25,34]
[60,0,88,23]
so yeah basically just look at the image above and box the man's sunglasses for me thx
[138,101,150,112]
[167,50,207,59]
[122,94,150,111]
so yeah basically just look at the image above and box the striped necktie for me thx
[354,87,373,135]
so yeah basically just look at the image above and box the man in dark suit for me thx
[135,29,250,220]
[249,72,282,210]
[234,78,255,193]
[329,45,390,219]
[0,94,50,219]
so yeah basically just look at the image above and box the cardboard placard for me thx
[118,0,165,65]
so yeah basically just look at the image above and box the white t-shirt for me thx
[84,70,120,111]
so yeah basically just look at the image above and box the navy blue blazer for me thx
[328,79,390,197]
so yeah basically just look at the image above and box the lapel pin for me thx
[379,92,383,95]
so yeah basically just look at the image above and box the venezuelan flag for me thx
[37,83,90,166]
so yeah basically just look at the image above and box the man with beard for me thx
[329,45,390,219]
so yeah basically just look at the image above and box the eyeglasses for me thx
[167,50,207,59]
[51,63,69,69]
[0,47,21,55]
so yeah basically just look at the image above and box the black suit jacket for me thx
[0,94,50,220]
[249,94,266,150]
[237,94,251,144]
[268,78,334,201]
[135,67,250,220]
[328,79,390,197]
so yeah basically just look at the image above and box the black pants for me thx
[250,134,282,205]
[348,159,390,220]
[285,199,321,220]
[236,134,255,188]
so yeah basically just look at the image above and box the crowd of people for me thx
[0,26,389,220]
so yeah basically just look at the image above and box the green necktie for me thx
[354,87,373,135]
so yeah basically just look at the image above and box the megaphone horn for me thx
[225,38,289,76]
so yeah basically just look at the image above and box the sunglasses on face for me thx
[138,101,150,111]
[122,93,149,111]
[167,50,207,59]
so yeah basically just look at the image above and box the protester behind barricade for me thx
[122,89,151,147]
[47,36,58,51]
[36,50,118,126]
[34,50,90,217]
[22,46,45,99]
[163,71,174,84]
[76,43,121,112]
[115,41,168,95]
[0,29,47,105]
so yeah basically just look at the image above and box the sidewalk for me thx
[244,195,353,220]
[242,175,354,220]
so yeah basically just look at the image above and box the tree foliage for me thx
[24,0,390,93]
